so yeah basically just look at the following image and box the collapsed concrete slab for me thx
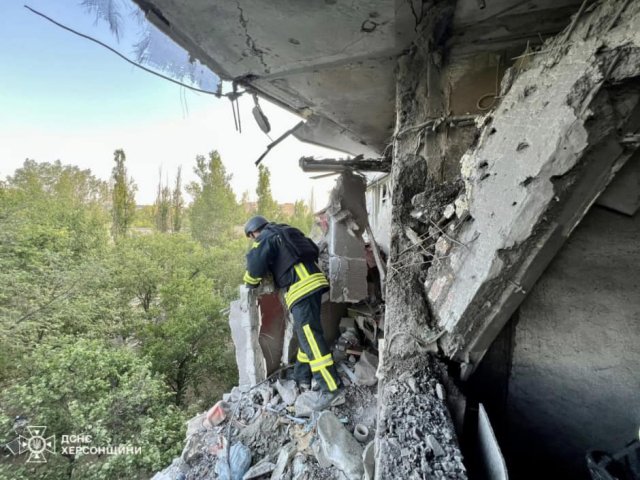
[423,0,640,372]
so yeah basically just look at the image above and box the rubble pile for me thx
[376,356,466,479]
[153,311,382,480]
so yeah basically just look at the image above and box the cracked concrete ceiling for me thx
[134,0,583,157]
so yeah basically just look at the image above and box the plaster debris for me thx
[375,356,466,479]
[154,359,380,480]
[242,459,276,479]
[362,441,375,480]
[274,379,298,406]
[354,351,379,387]
[317,411,365,480]
[270,442,296,479]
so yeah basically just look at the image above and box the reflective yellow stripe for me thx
[284,263,328,307]
[302,326,338,391]
[285,277,329,307]
[297,350,309,363]
[243,271,261,285]
[309,353,332,367]
[310,354,334,372]
[294,263,310,280]
[319,368,338,391]
[252,241,260,249]
[287,275,328,298]
[303,324,322,358]
[287,273,327,296]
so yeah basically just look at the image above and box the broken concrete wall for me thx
[327,172,369,303]
[229,284,296,385]
[423,0,640,373]
[256,293,289,374]
[375,2,469,478]
[229,286,268,386]
[379,0,640,477]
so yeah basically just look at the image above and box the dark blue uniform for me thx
[243,224,341,392]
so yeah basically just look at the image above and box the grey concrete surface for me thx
[425,0,640,370]
[507,206,640,478]
[136,0,590,155]
[229,286,267,386]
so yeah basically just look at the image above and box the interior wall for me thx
[502,205,640,478]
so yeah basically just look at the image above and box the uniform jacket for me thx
[243,223,329,308]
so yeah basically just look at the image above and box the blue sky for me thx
[0,0,338,206]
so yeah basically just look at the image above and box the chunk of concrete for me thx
[316,411,365,480]
[291,453,308,480]
[312,437,332,468]
[151,458,186,480]
[363,441,375,480]
[339,317,357,333]
[427,435,445,458]
[243,460,276,479]
[294,392,315,418]
[354,351,379,387]
[185,413,206,438]
[274,379,298,406]
[271,442,296,480]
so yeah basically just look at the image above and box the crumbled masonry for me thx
[151,357,380,480]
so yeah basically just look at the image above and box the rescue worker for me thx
[243,215,344,410]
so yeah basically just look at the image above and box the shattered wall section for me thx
[375,2,468,478]
[327,172,369,303]
[425,0,640,371]
[229,286,268,386]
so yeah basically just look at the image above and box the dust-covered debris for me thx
[376,355,466,479]
[154,353,380,480]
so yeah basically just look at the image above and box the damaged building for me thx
[146,0,640,479]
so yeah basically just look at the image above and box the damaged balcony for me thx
[145,0,640,479]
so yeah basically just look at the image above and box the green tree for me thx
[172,167,184,233]
[0,161,110,381]
[256,164,279,221]
[107,234,239,403]
[154,169,171,233]
[187,151,239,246]
[0,339,185,480]
[142,275,235,406]
[287,199,315,234]
[111,149,136,240]
[131,205,155,229]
